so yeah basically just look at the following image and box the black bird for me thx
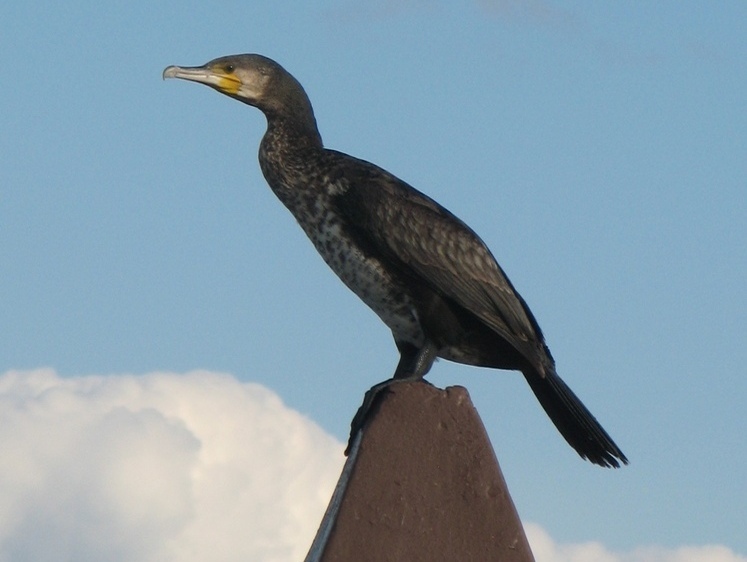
[163,54,628,468]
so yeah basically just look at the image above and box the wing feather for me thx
[330,155,548,367]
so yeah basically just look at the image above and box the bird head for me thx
[163,54,283,107]
[164,54,319,140]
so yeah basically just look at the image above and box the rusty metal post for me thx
[306,382,535,562]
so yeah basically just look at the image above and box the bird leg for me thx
[392,339,438,379]
[345,340,437,455]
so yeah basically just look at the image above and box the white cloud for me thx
[526,523,747,562]
[0,369,743,562]
[0,369,343,562]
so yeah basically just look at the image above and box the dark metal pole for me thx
[306,382,535,562]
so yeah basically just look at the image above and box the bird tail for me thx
[523,369,628,468]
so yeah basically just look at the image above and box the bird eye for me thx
[225,64,235,73]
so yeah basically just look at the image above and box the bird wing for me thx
[329,153,548,368]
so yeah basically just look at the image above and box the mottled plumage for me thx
[164,54,627,468]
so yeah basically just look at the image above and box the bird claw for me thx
[345,378,396,455]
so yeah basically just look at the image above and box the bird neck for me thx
[265,110,323,150]
[258,114,325,203]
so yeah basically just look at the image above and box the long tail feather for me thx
[524,370,628,468]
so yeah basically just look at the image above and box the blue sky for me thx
[1,1,745,559]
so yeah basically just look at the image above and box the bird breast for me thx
[301,201,426,347]
[258,135,425,346]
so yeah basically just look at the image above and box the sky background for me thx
[1,1,745,561]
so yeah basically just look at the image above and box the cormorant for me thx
[163,54,628,468]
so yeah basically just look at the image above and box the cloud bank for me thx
[0,369,342,562]
[526,524,746,562]
[0,369,743,562]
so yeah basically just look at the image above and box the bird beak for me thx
[163,64,242,95]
